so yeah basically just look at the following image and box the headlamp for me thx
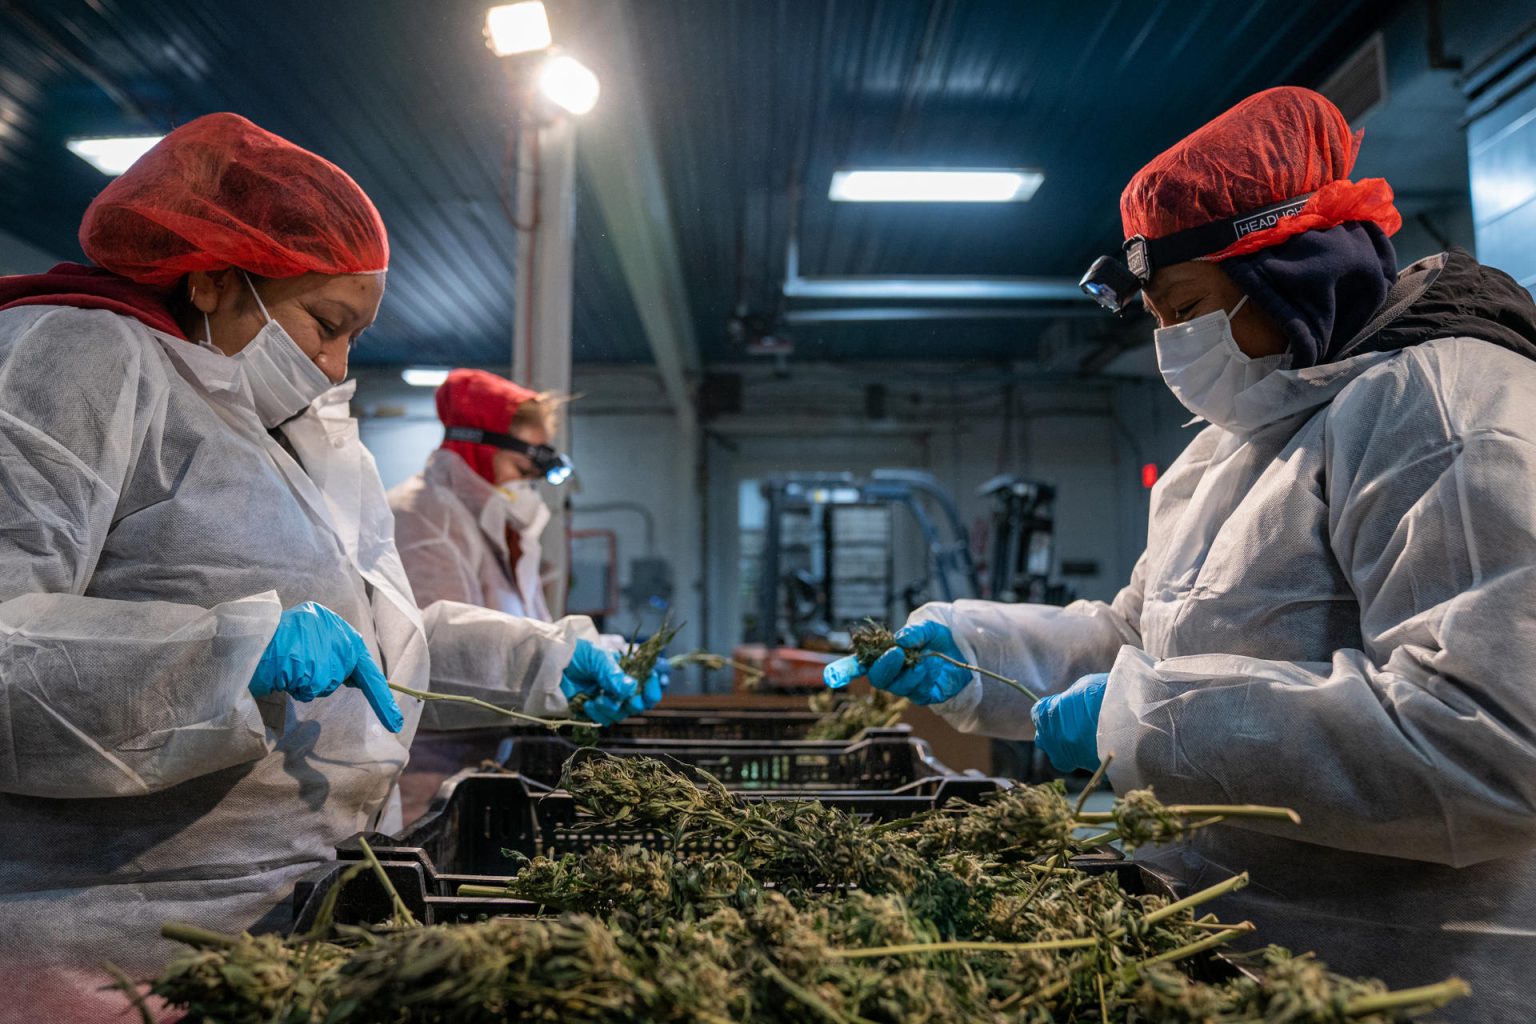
[444,426,575,485]
[1079,193,1313,314]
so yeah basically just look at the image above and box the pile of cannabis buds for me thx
[138,754,1466,1023]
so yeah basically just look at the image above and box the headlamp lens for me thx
[543,454,574,485]
[1078,255,1143,315]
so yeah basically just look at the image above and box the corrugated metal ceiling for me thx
[0,0,1394,366]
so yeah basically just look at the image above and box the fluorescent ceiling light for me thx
[66,135,164,176]
[485,2,552,56]
[829,168,1044,203]
[401,367,451,387]
[539,54,600,115]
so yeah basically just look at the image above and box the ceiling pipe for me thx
[785,305,1102,323]
[781,235,1089,303]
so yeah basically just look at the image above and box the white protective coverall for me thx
[389,446,554,621]
[920,255,1536,1021]
[0,307,569,1016]
[387,447,615,819]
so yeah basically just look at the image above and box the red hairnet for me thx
[79,112,388,287]
[1120,87,1400,262]
[436,369,540,483]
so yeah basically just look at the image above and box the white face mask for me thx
[206,273,333,428]
[493,480,551,538]
[1153,295,1291,431]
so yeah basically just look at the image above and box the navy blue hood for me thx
[1222,222,1398,368]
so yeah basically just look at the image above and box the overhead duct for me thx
[781,236,1088,305]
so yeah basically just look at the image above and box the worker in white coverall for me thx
[0,114,646,1022]
[825,86,1536,1022]
[388,368,667,818]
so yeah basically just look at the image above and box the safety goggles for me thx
[1079,193,1312,314]
[443,426,574,485]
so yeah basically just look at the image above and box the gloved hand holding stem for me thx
[822,619,1037,706]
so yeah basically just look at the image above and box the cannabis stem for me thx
[926,652,1038,702]
[668,650,766,687]
[1126,923,1255,972]
[159,922,241,949]
[1141,872,1250,926]
[388,682,585,729]
[1343,979,1472,1016]
[827,936,1099,959]
[1076,804,1300,825]
[358,836,418,928]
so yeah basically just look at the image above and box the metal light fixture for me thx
[829,168,1044,203]
[538,54,600,115]
[66,135,165,176]
[484,1,552,56]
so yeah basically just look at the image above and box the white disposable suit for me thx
[387,447,616,821]
[0,306,571,1017]
[389,447,555,622]
[918,254,1536,1021]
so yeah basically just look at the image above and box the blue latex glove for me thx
[623,658,669,716]
[250,602,404,733]
[1030,672,1109,772]
[560,640,639,727]
[822,621,973,706]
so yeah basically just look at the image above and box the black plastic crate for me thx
[293,768,1007,929]
[386,768,1004,872]
[492,732,948,791]
[602,708,843,742]
[291,857,1161,933]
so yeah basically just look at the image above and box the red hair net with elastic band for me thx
[1120,87,1401,262]
[436,369,539,483]
[79,112,388,287]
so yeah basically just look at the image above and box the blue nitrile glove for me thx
[560,639,639,727]
[872,622,975,705]
[250,602,404,733]
[623,658,669,716]
[1031,672,1109,772]
[822,621,973,706]
[823,655,865,690]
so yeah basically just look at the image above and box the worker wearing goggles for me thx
[826,86,1536,1022]
[388,369,666,818]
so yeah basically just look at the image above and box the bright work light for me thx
[829,168,1044,203]
[485,2,552,56]
[402,367,451,388]
[539,54,600,115]
[66,135,164,176]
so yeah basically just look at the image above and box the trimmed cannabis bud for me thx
[805,687,910,740]
[140,756,1466,1024]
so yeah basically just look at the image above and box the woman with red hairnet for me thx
[825,87,1536,1018]
[0,114,622,1019]
[397,369,569,621]
[385,369,665,820]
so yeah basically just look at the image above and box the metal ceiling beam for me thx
[785,305,1102,323]
[784,277,1090,301]
[782,236,1088,303]
[552,0,700,430]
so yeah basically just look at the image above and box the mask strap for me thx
[1229,294,1249,320]
[241,271,274,323]
[202,311,215,350]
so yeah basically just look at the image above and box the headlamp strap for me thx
[1126,192,1313,282]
